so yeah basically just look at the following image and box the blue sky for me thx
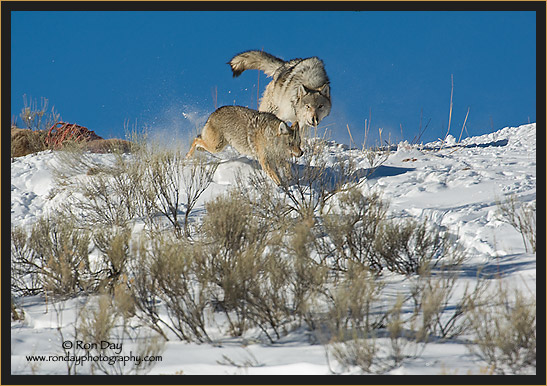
[11,9,537,147]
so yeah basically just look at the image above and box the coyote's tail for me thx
[228,50,285,78]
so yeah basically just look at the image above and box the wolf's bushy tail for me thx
[228,50,285,78]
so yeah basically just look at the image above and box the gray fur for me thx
[228,50,331,132]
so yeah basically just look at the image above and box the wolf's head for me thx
[295,84,331,128]
[277,121,304,157]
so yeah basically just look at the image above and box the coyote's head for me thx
[295,84,331,128]
[277,121,304,158]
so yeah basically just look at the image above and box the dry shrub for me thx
[128,230,213,343]
[328,263,384,336]
[373,218,452,275]
[320,187,388,273]
[77,285,165,375]
[11,225,43,296]
[284,218,329,331]
[11,127,47,157]
[467,281,536,374]
[408,248,483,342]
[141,146,215,236]
[27,214,93,298]
[52,149,145,229]
[326,264,385,374]
[84,138,133,154]
[279,138,368,219]
[383,293,426,368]
[147,233,211,343]
[497,195,536,253]
[201,190,276,338]
[241,135,379,222]
[19,95,60,131]
[93,227,132,289]
[322,201,474,373]
[330,335,378,374]
[52,140,217,237]
[329,292,418,374]
[127,236,170,340]
[199,190,331,342]
[12,215,135,299]
[11,297,24,321]
[243,252,294,342]
[318,189,459,276]
[12,95,59,157]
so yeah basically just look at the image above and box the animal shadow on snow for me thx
[459,254,536,279]
[286,163,413,190]
[422,138,509,151]
[201,153,412,191]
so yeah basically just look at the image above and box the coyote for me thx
[186,105,303,185]
[228,50,331,133]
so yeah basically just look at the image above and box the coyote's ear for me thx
[319,83,330,98]
[278,122,290,135]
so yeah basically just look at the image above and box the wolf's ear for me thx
[278,122,290,135]
[297,85,306,99]
[297,84,313,99]
[319,83,330,98]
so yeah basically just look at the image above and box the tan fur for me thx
[186,106,303,185]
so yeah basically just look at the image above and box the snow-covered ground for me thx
[10,123,536,376]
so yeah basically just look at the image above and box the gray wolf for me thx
[228,50,331,133]
[186,105,303,185]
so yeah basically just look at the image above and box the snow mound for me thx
[10,123,536,375]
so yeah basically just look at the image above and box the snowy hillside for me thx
[10,123,536,376]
